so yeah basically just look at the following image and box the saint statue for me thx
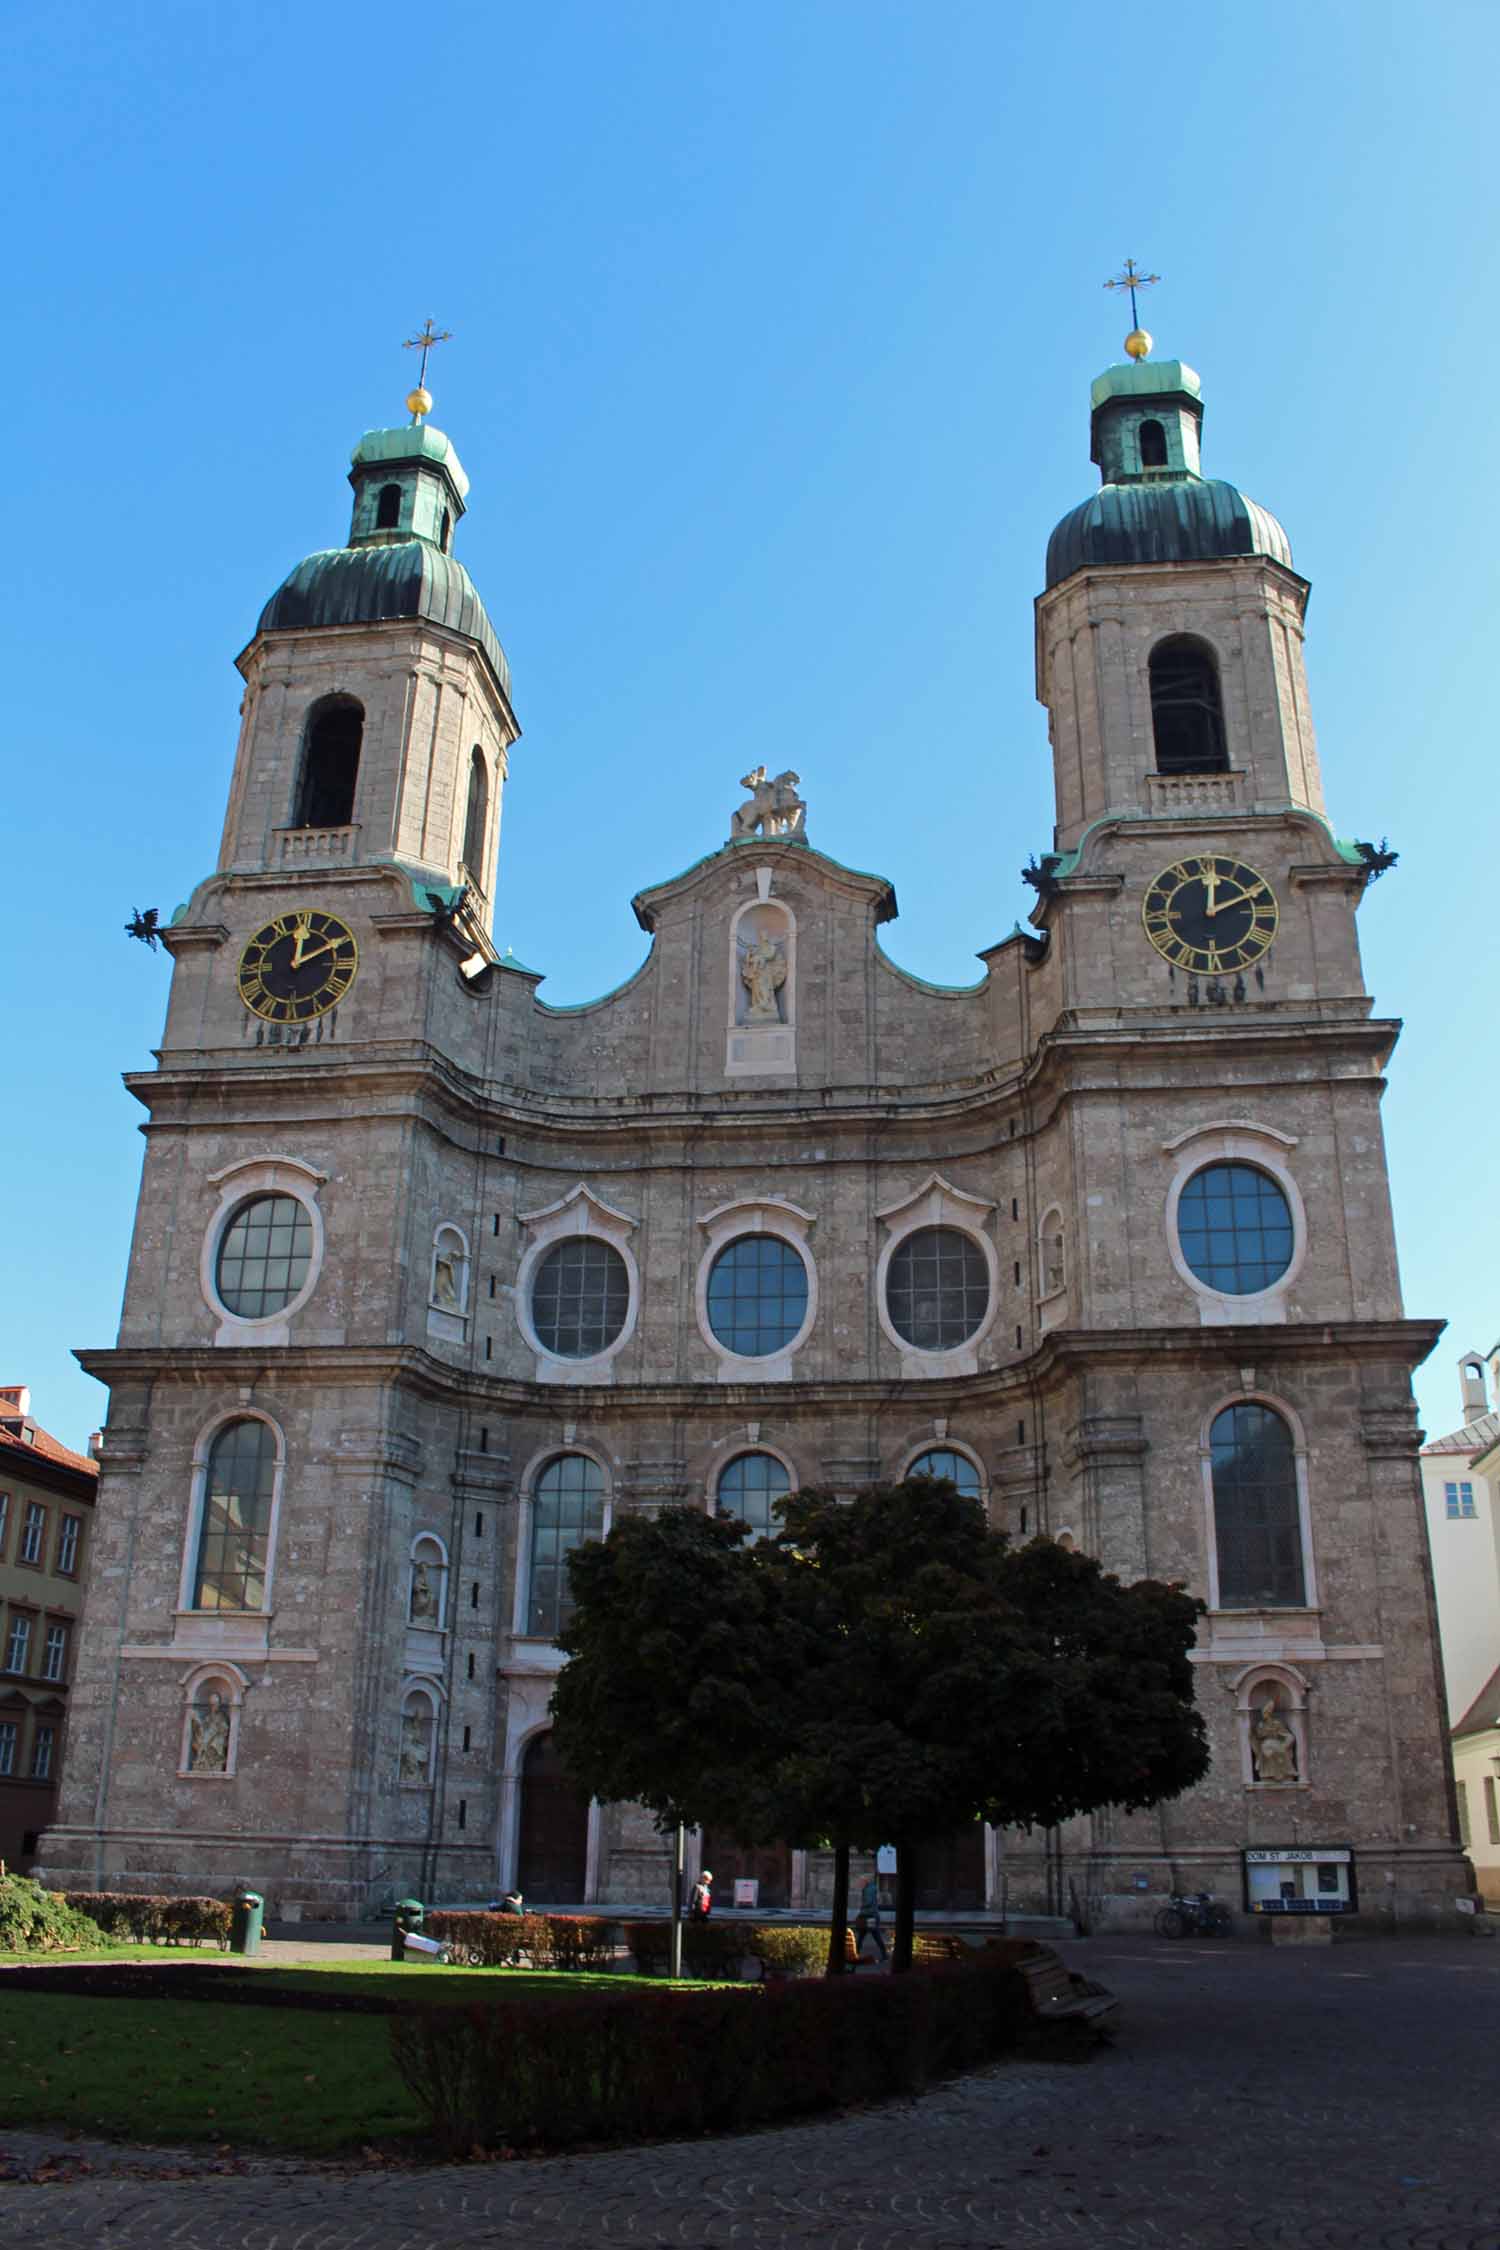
[399,1708,431,1786]
[409,1561,439,1624]
[740,932,788,1024]
[432,1239,462,1309]
[1250,1696,1299,1784]
[188,1690,230,1774]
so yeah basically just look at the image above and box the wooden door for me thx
[516,1732,590,1904]
[914,1821,986,1910]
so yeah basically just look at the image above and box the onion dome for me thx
[1044,357,1292,591]
[254,422,509,695]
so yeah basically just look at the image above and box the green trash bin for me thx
[392,1896,425,1962]
[229,1889,264,1957]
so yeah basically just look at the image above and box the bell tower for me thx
[217,384,518,933]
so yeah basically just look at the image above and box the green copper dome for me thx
[1044,357,1292,591]
[253,421,511,696]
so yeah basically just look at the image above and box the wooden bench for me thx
[1014,1943,1119,2038]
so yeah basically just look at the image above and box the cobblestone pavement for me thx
[5,1935,1500,2250]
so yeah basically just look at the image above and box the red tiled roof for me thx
[0,1415,98,1479]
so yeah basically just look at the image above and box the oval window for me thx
[1177,1163,1294,1295]
[706,1235,809,1357]
[531,1238,630,1358]
[885,1227,988,1351]
[216,1194,313,1319]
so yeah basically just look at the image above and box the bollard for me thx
[391,1896,425,1962]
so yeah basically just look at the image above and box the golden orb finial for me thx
[401,318,452,425]
[406,384,434,421]
[1124,328,1153,361]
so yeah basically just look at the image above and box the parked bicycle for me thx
[1154,1891,1233,1938]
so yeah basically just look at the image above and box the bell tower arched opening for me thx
[1149,635,1228,775]
[293,696,363,830]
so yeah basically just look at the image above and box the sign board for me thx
[875,1845,897,1875]
[1242,1845,1357,1915]
[732,1878,759,1909]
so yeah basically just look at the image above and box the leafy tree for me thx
[551,1481,1208,1976]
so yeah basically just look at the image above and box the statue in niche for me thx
[730,766,806,840]
[740,931,788,1023]
[188,1690,230,1774]
[432,1235,463,1310]
[1043,1228,1065,1296]
[400,1708,431,1786]
[1250,1694,1299,1784]
[409,1561,439,1624]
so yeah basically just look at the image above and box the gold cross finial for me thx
[402,318,452,421]
[1103,260,1160,359]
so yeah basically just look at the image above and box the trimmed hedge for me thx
[426,1911,616,1970]
[0,1873,105,1955]
[56,1891,234,1948]
[427,1911,844,1978]
[390,1959,1033,2155]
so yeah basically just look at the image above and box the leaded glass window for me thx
[527,1454,606,1639]
[906,1447,981,1499]
[716,1451,791,1541]
[1177,1164,1293,1295]
[193,1419,278,1611]
[706,1235,808,1358]
[532,1239,629,1358]
[1210,1402,1306,1609]
[216,1194,314,1319]
[885,1227,988,1351]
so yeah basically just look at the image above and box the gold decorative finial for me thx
[402,318,452,422]
[1103,259,1160,360]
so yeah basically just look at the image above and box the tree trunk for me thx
[892,1840,916,1974]
[826,1839,850,1975]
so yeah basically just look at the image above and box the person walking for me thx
[688,1868,713,1920]
[854,1871,888,1963]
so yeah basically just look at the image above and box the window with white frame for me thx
[191,1418,278,1612]
[42,1622,68,1683]
[716,1451,791,1540]
[31,1724,54,1781]
[20,1503,45,1565]
[707,1236,809,1358]
[1445,1480,1477,1519]
[57,1514,81,1575]
[526,1454,607,1638]
[1210,1402,1307,1608]
[0,1721,15,1775]
[5,1613,31,1673]
[906,1447,981,1499]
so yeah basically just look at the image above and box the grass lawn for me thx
[0,1961,729,2152]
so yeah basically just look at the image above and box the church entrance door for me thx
[699,1834,792,1909]
[914,1821,986,1911]
[516,1732,589,1904]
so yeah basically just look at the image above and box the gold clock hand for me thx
[293,936,340,967]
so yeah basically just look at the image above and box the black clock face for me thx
[1142,856,1278,975]
[237,909,358,1023]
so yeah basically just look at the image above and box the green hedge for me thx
[57,1891,233,1948]
[0,1874,105,1954]
[426,1911,838,1978]
[391,1960,1032,2155]
[426,1911,617,1969]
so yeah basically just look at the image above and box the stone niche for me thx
[727,894,796,1076]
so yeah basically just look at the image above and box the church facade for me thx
[41,345,1468,1926]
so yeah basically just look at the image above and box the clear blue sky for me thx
[6,0,1497,1450]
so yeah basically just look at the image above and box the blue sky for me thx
[5,0,1498,1449]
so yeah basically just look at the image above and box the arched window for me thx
[531,1238,629,1359]
[193,1419,278,1612]
[215,1192,314,1320]
[706,1236,808,1358]
[716,1451,791,1541]
[1138,417,1167,468]
[293,697,363,828]
[439,508,452,552]
[906,1448,981,1499]
[461,748,489,887]
[885,1227,988,1352]
[375,482,402,530]
[1149,636,1228,776]
[526,1454,606,1639]
[1210,1402,1306,1609]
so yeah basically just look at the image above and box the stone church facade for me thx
[41,347,1468,1926]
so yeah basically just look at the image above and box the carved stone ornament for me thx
[730,766,805,841]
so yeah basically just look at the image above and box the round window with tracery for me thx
[216,1194,313,1319]
[885,1227,988,1351]
[531,1238,630,1358]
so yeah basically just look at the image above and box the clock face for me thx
[237,909,359,1023]
[1142,856,1279,975]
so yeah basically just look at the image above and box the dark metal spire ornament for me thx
[402,318,452,421]
[1103,260,1160,360]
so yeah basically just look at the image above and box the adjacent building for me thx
[0,1386,97,1870]
[40,338,1468,1927]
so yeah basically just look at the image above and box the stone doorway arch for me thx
[515,1732,589,1905]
